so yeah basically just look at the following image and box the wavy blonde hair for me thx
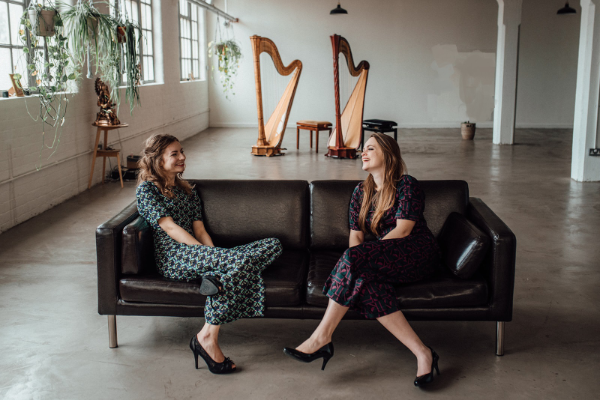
[137,134,192,198]
[358,133,407,236]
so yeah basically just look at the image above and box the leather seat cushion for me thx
[438,212,491,279]
[306,251,488,309]
[119,250,308,307]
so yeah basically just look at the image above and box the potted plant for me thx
[461,121,476,140]
[208,39,242,99]
[27,3,58,37]
[17,1,78,162]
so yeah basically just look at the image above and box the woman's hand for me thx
[382,219,416,240]
[158,217,203,246]
[349,230,364,247]
[193,221,215,247]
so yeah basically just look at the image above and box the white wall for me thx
[0,0,209,233]
[207,0,580,129]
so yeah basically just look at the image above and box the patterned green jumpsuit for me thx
[136,181,282,325]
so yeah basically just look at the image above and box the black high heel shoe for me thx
[283,342,335,371]
[414,346,440,387]
[199,276,223,296]
[189,336,236,374]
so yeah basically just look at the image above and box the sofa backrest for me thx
[310,180,469,250]
[191,180,310,250]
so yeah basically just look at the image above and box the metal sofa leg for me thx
[108,315,118,348]
[496,321,505,356]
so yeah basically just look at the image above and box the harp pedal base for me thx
[325,147,358,159]
[251,146,285,157]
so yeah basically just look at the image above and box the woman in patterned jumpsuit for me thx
[284,133,441,387]
[136,134,282,374]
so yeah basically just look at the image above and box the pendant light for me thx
[330,2,348,15]
[557,2,576,14]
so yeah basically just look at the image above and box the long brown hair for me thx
[358,133,407,235]
[137,134,193,198]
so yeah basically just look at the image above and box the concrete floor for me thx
[1,127,599,399]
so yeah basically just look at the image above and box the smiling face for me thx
[161,141,186,178]
[361,137,385,173]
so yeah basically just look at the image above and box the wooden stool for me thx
[88,123,128,189]
[296,121,332,153]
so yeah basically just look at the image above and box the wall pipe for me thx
[188,0,239,23]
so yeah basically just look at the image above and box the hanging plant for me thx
[16,2,78,164]
[208,39,242,99]
[116,17,143,114]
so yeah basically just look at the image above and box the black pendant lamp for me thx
[557,2,576,14]
[330,2,348,15]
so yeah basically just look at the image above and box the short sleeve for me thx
[136,181,170,229]
[395,176,423,222]
[190,189,203,222]
[349,183,363,231]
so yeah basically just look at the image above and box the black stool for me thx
[361,119,398,149]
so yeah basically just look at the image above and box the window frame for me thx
[178,0,205,82]
[0,0,36,89]
[112,0,155,84]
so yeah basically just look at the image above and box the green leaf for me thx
[68,73,76,80]
[28,64,35,70]
[23,47,29,53]
[62,75,68,82]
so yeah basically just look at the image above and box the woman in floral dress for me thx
[284,133,441,387]
[136,134,282,374]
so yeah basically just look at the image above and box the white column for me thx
[572,0,600,181]
[493,0,522,145]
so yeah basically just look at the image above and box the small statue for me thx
[94,78,121,126]
[134,63,142,86]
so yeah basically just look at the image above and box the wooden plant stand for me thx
[88,123,128,189]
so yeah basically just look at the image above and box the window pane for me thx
[0,3,10,45]
[145,32,153,56]
[9,3,23,45]
[186,38,191,59]
[192,21,197,41]
[132,2,139,24]
[191,4,197,22]
[0,48,12,89]
[179,0,188,17]
[12,48,27,86]
[142,56,148,80]
[192,39,198,59]
[193,62,198,80]
[142,4,151,29]
[146,56,154,81]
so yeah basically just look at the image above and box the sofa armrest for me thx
[467,197,516,321]
[97,200,139,315]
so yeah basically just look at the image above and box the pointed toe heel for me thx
[189,335,236,374]
[414,346,440,388]
[283,342,334,371]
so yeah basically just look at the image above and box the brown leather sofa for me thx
[97,180,516,355]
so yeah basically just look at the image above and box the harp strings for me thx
[259,51,293,138]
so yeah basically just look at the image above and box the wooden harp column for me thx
[326,34,370,159]
[251,36,303,157]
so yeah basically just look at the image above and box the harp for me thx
[326,34,370,159]
[250,36,303,157]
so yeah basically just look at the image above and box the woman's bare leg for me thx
[377,310,432,376]
[296,298,349,353]
[197,323,236,368]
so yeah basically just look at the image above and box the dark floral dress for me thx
[323,175,440,319]
[136,181,282,325]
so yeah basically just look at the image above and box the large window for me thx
[0,0,30,90]
[178,0,205,81]
[113,0,155,83]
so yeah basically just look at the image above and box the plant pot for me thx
[28,9,56,37]
[87,16,99,38]
[461,122,476,140]
[117,26,126,43]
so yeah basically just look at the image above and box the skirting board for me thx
[210,122,574,129]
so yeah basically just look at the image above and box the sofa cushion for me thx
[310,180,469,251]
[190,180,309,250]
[122,216,154,274]
[438,212,491,279]
[119,250,308,307]
[306,251,488,309]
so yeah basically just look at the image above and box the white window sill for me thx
[180,79,207,84]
